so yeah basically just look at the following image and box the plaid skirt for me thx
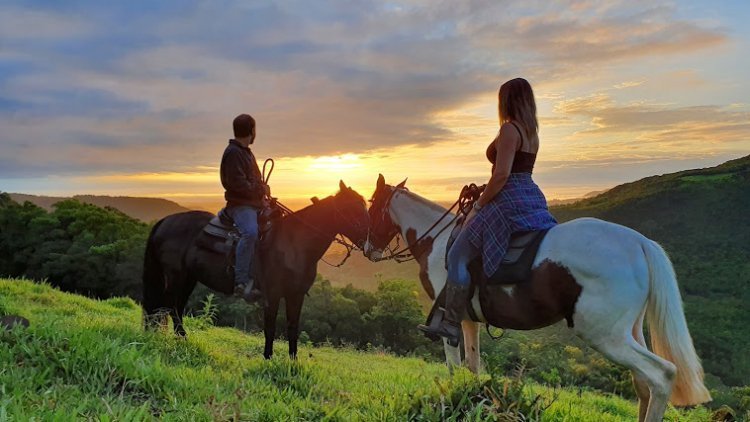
[465,173,557,277]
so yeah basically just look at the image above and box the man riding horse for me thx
[220,113,269,302]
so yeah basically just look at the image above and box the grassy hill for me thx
[550,154,750,387]
[7,193,191,222]
[0,279,714,421]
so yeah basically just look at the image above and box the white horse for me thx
[364,175,710,422]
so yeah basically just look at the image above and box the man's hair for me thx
[498,78,538,140]
[233,114,255,138]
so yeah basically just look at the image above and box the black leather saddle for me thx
[199,207,280,256]
[203,209,237,237]
[484,229,549,285]
[446,215,550,285]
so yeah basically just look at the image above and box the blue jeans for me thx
[226,205,259,286]
[447,226,481,286]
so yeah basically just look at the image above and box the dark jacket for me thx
[220,139,265,208]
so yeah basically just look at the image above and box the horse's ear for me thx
[339,180,347,191]
[377,174,385,190]
[310,196,320,204]
[396,177,408,189]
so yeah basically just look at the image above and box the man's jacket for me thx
[220,139,265,208]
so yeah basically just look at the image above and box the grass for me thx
[0,279,713,421]
[680,173,737,183]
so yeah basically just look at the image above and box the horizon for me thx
[1,1,749,204]
[7,152,746,213]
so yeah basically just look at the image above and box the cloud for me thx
[555,93,750,143]
[0,0,734,180]
[613,80,646,89]
[0,5,94,40]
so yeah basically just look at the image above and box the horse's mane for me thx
[282,195,334,219]
[398,188,450,215]
[282,187,365,219]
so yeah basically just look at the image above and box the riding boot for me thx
[235,277,263,303]
[418,283,469,347]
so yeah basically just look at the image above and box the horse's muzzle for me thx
[363,240,383,261]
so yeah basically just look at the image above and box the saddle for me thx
[446,216,550,285]
[197,205,281,262]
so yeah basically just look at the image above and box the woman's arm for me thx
[476,123,520,207]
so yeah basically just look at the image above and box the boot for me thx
[418,283,470,347]
[234,278,263,303]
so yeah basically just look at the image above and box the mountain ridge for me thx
[6,193,191,223]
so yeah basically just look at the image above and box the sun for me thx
[308,154,363,172]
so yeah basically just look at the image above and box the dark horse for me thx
[142,181,369,358]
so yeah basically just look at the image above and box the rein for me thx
[261,159,362,268]
[372,191,460,263]
[274,198,361,267]
[372,184,486,263]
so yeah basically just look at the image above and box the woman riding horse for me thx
[418,78,557,346]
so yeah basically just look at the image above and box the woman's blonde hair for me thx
[498,78,538,140]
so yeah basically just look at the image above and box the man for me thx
[220,114,268,302]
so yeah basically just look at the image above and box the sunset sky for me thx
[1,1,749,210]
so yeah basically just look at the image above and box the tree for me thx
[364,279,432,355]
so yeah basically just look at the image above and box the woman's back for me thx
[486,121,539,174]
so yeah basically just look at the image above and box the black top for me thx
[220,139,265,208]
[485,122,537,174]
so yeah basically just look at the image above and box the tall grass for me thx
[0,279,713,420]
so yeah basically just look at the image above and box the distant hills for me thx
[7,194,191,222]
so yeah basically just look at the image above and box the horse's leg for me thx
[162,270,187,337]
[263,296,281,359]
[461,320,481,374]
[593,335,676,422]
[443,339,461,373]
[171,277,197,338]
[170,307,185,337]
[285,293,304,359]
[577,302,675,422]
[631,308,650,422]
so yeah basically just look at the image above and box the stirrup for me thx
[418,308,446,342]
[417,309,461,347]
[235,280,262,303]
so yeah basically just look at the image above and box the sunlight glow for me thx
[308,154,363,172]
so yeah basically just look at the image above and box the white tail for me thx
[643,240,711,406]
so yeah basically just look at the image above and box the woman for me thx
[419,78,557,345]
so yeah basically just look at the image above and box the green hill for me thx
[550,154,750,386]
[0,279,713,421]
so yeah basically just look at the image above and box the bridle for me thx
[369,183,485,263]
[369,186,461,263]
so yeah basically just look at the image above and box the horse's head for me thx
[364,174,406,261]
[329,180,370,249]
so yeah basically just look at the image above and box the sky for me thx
[1,0,749,210]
